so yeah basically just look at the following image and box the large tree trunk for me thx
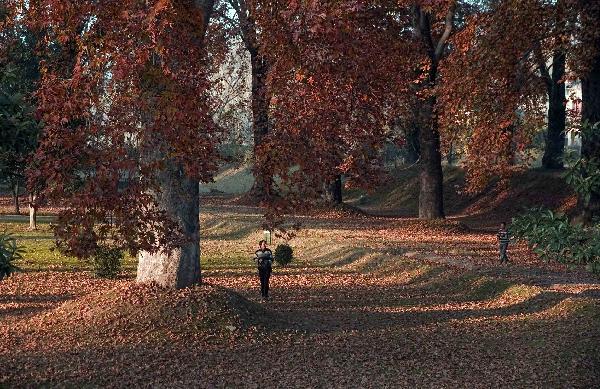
[577,6,600,223]
[418,100,445,219]
[411,5,450,220]
[234,0,272,201]
[418,61,444,219]
[405,126,420,164]
[542,51,566,170]
[13,182,20,215]
[324,174,343,205]
[248,50,272,200]
[136,0,213,289]
[137,161,201,288]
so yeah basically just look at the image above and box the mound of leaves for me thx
[11,282,251,349]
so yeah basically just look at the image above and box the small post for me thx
[263,229,272,245]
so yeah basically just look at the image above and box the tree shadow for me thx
[201,222,258,241]
[259,290,580,334]
[0,293,74,319]
[0,293,74,303]
[310,246,373,267]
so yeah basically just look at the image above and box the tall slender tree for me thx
[226,0,273,201]
[411,1,458,219]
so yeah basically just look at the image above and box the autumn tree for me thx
[253,1,413,216]
[258,1,495,219]
[409,1,461,219]
[439,0,554,193]
[9,0,223,289]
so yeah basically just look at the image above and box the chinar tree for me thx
[10,0,223,289]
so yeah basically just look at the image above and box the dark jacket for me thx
[255,248,273,269]
[497,229,510,244]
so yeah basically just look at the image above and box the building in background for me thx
[565,79,582,151]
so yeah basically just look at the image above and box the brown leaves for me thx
[2,199,600,386]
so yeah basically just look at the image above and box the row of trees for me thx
[1,0,599,288]
[227,0,599,217]
[0,7,40,220]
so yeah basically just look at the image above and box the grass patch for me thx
[501,284,541,300]
[2,223,137,273]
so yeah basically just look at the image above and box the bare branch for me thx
[434,1,456,60]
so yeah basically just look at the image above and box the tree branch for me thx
[194,0,216,40]
[533,44,553,93]
[434,1,456,60]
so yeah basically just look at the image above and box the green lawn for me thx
[1,222,139,273]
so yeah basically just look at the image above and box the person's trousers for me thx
[258,267,271,297]
[499,243,509,263]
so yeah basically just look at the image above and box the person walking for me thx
[254,240,273,300]
[497,222,510,264]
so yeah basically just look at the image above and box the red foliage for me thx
[253,1,426,215]
[10,0,225,256]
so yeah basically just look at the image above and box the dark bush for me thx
[0,231,22,280]
[93,246,123,278]
[274,243,294,267]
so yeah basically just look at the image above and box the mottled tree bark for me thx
[137,161,201,288]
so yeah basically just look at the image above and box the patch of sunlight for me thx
[544,297,600,319]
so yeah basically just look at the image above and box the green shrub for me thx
[511,207,600,273]
[564,121,600,207]
[93,246,123,278]
[0,231,23,280]
[274,243,294,267]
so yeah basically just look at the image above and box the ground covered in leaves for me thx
[1,197,600,388]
